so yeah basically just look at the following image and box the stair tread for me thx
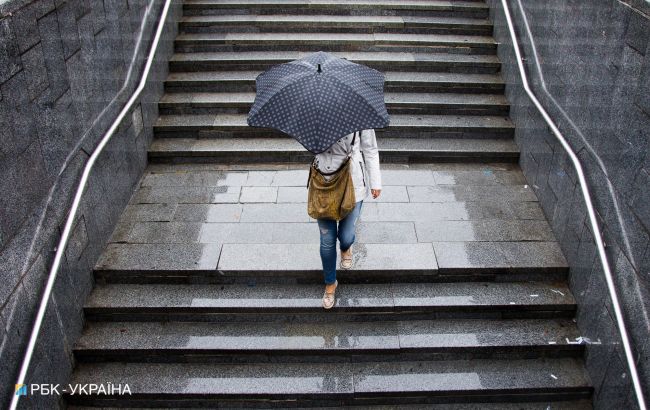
[176,32,497,45]
[148,137,519,153]
[153,113,514,129]
[94,241,567,276]
[180,14,490,26]
[160,92,509,106]
[68,401,594,410]
[170,50,500,64]
[166,70,505,84]
[85,281,576,310]
[67,358,591,395]
[184,0,489,10]
[74,318,582,352]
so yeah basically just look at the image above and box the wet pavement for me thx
[98,162,568,275]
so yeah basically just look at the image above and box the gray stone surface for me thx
[69,361,356,395]
[488,0,650,407]
[165,69,505,93]
[239,186,278,202]
[414,219,555,242]
[148,137,520,162]
[96,243,222,271]
[0,1,183,406]
[433,241,568,273]
[85,280,576,313]
[168,50,501,73]
[217,243,438,272]
[65,358,590,405]
[73,318,579,356]
[173,203,244,222]
[352,358,590,394]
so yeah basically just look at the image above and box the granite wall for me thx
[487,0,650,408]
[0,0,182,407]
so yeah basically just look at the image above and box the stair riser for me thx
[164,81,506,94]
[158,103,510,116]
[147,151,520,164]
[95,269,565,285]
[152,128,515,140]
[174,43,496,55]
[63,391,593,408]
[84,309,577,323]
[180,25,493,36]
[73,346,583,364]
[170,60,500,74]
[183,7,489,19]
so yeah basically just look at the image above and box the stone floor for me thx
[98,162,567,276]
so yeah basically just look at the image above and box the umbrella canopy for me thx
[247,51,390,154]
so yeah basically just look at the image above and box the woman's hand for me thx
[371,189,381,199]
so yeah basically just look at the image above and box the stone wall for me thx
[487,0,650,408]
[0,0,182,407]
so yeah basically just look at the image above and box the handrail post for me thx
[499,0,647,408]
[8,1,171,409]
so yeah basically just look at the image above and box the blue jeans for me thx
[317,200,363,284]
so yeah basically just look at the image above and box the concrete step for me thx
[165,70,505,93]
[158,92,509,116]
[147,137,519,164]
[64,358,592,407]
[183,0,490,19]
[73,318,583,363]
[169,51,501,73]
[152,113,515,139]
[174,32,497,54]
[179,14,493,35]
[68,401,595,410]
[83,281,577,321]
[94,241,568,284]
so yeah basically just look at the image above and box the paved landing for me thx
[98,163,567,275]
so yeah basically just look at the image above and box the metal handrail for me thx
[499,0,647,408]
[9,1,172,409]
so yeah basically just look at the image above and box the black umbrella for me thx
[246,51,390,154]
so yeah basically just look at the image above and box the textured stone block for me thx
[0,17,21,83]
[0,141,49,244]
[631,170,650,232]
[20,42,49,101]
[217,243,437,272]
[37,9,69,102]
[65,215,89,263]
[96,243,222,271]
[35,89,81,177]
[89,0,106,34]
[55,3,80,61]
[239,186,278,203]
[594,349,631,409]
[626,9,650,55]
[9,0,55,53]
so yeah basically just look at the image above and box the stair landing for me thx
[96,163,568,282]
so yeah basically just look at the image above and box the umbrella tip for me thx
[317,63,322,73]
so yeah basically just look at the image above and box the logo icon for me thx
[15,384,27,396]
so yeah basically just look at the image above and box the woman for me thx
[313,128,382,309]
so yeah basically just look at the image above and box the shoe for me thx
[322,280,338,309]
[340,249,353,270]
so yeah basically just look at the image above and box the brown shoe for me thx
[322,280,338,309]
[340,249,353,270]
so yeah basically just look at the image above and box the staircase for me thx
[64,0,593,408]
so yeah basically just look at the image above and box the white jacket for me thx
[313,129,382,202]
